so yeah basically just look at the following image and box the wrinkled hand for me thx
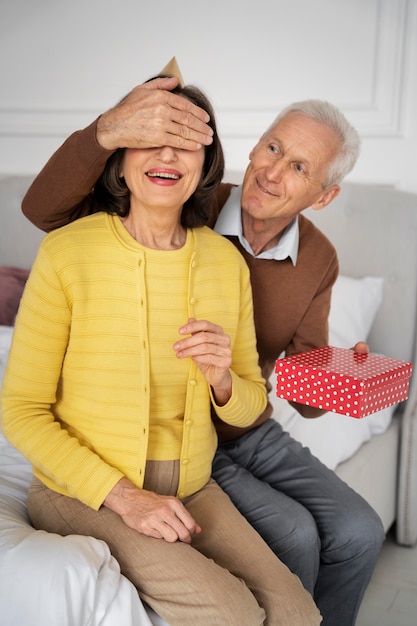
[174,318,233,406]
[104,477,201,543]
[96,76,213,152]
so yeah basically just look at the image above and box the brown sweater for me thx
[22,118,339,444]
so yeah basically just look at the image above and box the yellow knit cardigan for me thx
[1,214,266,509]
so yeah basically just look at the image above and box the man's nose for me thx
[266,158,285,182]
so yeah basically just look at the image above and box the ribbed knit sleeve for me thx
[22,118,109,232]
[1,238,125,509]
[208,258,267,425]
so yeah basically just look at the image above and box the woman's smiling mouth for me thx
[146,169,182,182]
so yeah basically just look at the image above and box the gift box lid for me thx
[275,346,413,385]
[275,346,413,417]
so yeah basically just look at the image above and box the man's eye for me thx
[295,163,306,175]
[267,144,280,155]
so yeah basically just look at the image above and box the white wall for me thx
[1,0,416,192]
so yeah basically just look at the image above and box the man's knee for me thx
[324,501,385,565]
[349,508,385,560]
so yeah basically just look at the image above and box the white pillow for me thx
[328,275,384,348]
[270,392,395,470]
[271,273,391,470]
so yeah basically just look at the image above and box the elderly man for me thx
[22,73,385,626]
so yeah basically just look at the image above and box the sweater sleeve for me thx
[22,118,112,233]
[285,244,339,418]
[0,247,124,510]
[210,261,267,426]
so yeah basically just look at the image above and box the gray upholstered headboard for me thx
[305,181,417,546]
[1,176,416,365]
[0,175,43,269]
[2,176,416,365]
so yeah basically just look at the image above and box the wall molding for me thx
[0,109,99,138]
[0,0,410,140]
[218,0,409,139]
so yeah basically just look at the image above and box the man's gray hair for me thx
[268,100,361,188]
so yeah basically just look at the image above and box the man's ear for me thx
[249,133,267,161]
[248,144,257,161]
[311,185,340,211]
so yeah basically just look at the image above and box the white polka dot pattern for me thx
[275,346,413,418]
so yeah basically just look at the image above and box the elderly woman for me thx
[1,79,321,626]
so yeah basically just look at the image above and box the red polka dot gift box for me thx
[275,346,413,418]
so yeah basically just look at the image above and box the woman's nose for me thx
[158,146,177,162]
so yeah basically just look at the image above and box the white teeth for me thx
[147,172,180,180]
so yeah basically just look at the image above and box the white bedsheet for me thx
[0,325,167,626]
[0,432,156,626]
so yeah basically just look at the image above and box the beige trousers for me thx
[28,472,321,626]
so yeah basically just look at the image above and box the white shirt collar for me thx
[214,185,299,264]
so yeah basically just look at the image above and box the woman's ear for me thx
[311,185,340,211]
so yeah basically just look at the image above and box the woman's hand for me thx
[104,477,201,543]
[174,318,233,406]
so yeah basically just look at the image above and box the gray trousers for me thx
[212,419,385,626]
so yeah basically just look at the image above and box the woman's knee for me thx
[152,574,266,626]
[209,582,266,626]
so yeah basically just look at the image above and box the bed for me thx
[1,175,416,625]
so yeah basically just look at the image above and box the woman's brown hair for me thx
[93,78,225,228]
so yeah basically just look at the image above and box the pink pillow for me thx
[0,266,30,326]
